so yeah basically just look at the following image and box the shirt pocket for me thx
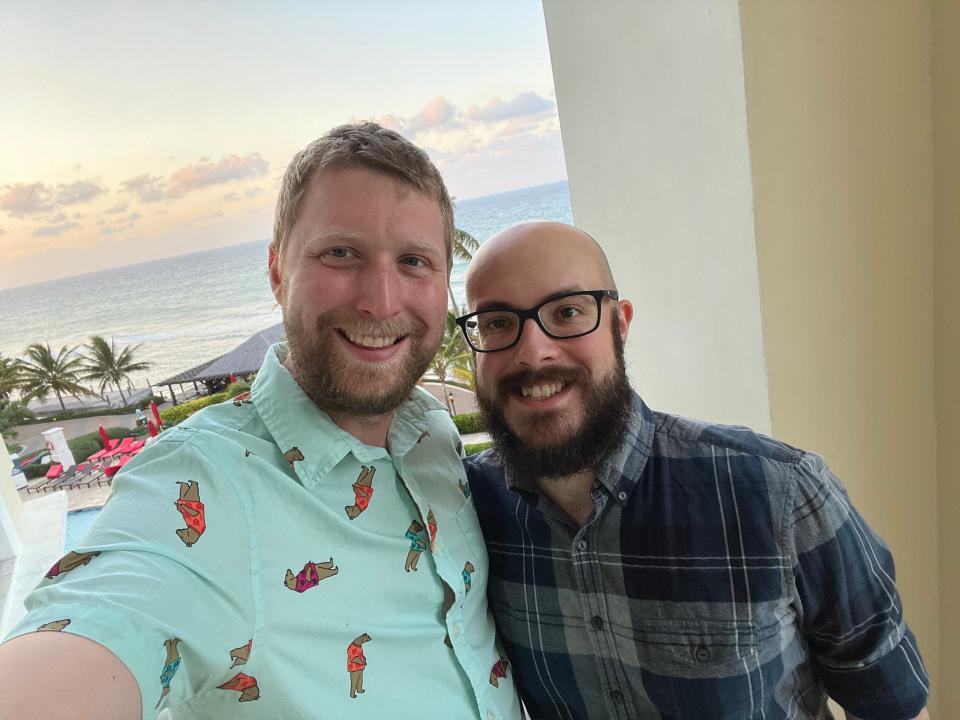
[631,619,764,720]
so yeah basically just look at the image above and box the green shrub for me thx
[452,411,485,435]
[463,440,494,455]
[159,381,248,427]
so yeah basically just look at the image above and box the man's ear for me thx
[616,299,633,342]
[268,244,283,302]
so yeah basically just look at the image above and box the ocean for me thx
[0,179,572,391]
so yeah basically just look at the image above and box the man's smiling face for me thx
[269,165,448,417]
[467,221,634,478]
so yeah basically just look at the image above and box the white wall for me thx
[543,0,771,432]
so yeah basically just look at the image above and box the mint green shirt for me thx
[7,344,522,720]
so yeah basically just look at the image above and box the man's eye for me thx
[401,256,427,268]
[556,305,583,319]
[323,247,354,259]
[482,315,515,333]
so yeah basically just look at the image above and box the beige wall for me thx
[544,0,946,714]
[932,0,960,706]
[740,0,940,713]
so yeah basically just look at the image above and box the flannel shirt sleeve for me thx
[789,452,929,720]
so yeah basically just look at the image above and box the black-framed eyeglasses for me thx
[455,289,619,353]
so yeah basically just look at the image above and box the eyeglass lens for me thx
[465,293,601,351]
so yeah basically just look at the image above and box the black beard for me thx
[283,309,439,417]
[476,322,632,480]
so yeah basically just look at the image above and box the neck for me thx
[534,469,595,527]
[326,409,394,448]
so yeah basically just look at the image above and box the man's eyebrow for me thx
[308,227,367,243]
[473,285,585,313]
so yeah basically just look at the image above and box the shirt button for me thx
[693,644,711,662]
[617,490,628,502]
[591,615,604,630]
[487,711,495,720]
[577,539,588,551]
[610,689,624,703]
[452,623,463,638]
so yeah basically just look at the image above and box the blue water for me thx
[0,180,571,388]
[65,507,102,549]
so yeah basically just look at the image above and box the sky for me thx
[0,1,567,289]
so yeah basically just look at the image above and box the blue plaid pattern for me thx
[465,393,928,720]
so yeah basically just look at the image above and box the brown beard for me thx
[283,308,441,417]
[475,317,632,480]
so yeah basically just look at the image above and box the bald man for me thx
[457,221,929,720]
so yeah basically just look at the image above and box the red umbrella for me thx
[229,374,237,384]
[147,419,159,437]
[150,401,162,428]
[98,425,110,449]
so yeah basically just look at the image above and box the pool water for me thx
[65,507,102,549]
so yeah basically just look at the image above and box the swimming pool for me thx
[65,507,102,549]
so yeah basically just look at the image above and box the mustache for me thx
[317,315,424,339]
[493,366,588,395]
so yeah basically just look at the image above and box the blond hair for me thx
[272,122,454,271]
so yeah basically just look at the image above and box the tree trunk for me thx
[55,388,65,412]
[438,374,452,417]
[117,382,127,405]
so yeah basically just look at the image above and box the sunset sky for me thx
[0,1,567,289]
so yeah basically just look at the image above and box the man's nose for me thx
[512,317,558,367]
[355,263,400,319]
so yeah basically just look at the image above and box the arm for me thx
[0,632,140,720]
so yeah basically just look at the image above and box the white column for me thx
[542,0,770,431]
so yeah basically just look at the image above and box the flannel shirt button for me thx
[610,689,624,703]
[617,490,628,502]
[693,644,711,662]
[577,539,588,551]
[591,615,604,630]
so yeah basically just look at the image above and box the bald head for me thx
[466,221,616,310]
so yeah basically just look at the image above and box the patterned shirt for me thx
[7,343,521,720]
[465,393,928,720]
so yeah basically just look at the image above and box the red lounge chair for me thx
[109,437,136,456]
[129,440,146,454]
[103,455,132,478]
[45,464,63,479]
[88,438,121,462]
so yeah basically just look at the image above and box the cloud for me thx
[33,221,80,237]
[245,186,264,198]
[121,152,269,202]
[104,202,129,214]
[0,183,54,216]
[46,211,68,224]
[223,192,241,202]
[467,92,554,123]
[0,178,108,217]
[377,96,462,137]
[53,179,107,205]
[122,174,168,202]
[100,211,142,236]
[166,153,269,195]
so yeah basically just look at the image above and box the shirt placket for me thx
[570,490,637,720]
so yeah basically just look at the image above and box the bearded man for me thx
[460,220,929,720]
[0,124,521,720]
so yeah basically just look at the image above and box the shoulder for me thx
[651,410,806,466]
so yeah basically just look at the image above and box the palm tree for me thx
[448,227,480,316]
[17,343,92,412]
[428,312,473,415]
[0,355,21,402]
[81,335,152,406]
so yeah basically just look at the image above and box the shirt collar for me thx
[251,342,442,487]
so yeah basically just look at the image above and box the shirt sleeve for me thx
[4,427,257,719]
[789,452,928,719]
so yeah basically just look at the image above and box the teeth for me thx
[345,331,398,348]
[520,382,564,400]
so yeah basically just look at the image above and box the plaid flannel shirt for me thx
[465,393,928,720]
